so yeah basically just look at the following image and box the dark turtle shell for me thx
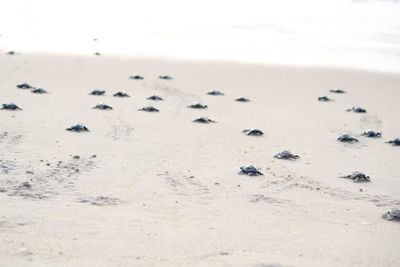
[93,103,113,110]
[7,51,15,55]
[339,171,370,183]
[207,90,224,96]
[94,52,101,56]
[382,209,400,221]
[130,75,144,80]
[66,124,89,132]
[1,103,21,110]
[318,96,331,102]
[113,92,130,97]
[329,88,345,94]
[17,83,33,89]
[362,130,381,138]
[387,138,400,146]
[193,116,216,123]
[235,97,250,102]
[90,90,105,96]
[347,107,366,113]
[139,106,159,112]
[243,129,263,136]
[147,95,163,101]
[31,88,48,94]
[188,103,207,109]
[239,165,263,176]
[274,150,299,160]
[159,75,172,80]
[337,134,358,142]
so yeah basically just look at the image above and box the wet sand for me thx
[0,52,399,266]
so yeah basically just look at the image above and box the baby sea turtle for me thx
[113,92,130,97]
[207,90,224,96]
[138,106,159,112]
[17,83,33,89]
[159,75,172,80]
[193,116,216,123]
[347,107,367,113]
[386,138,400,146]
[90,90,105,96]
[243,128,263,136]
[66,124,89,132]
[235,97,250,102]
[147,95,163,101]
[238,165,263,176]
[31,88,48,94]
[382,209,400,221]
[187,103,207,109]
[94,52,101,56]
[129,75,144,80]
[337,134,359,143]
[339,172,370,183]
[361,130,381,138]
[93,103,113,110]
[7,51,15,55]
[1,103,21,110]
[318,96,332,102]
[274,150,299,160]
[329,88,345,94]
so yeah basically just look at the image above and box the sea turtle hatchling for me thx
[93,103,113,110]
[339,171,370,183]
[113,92,130,97]
[193,116,216,123]
[337,134,359,143]
[159,75,172,80]
[129,75,144,80]
[90,90,105,96]
[347,107,367,113]
[386,138,400,146]
[66,124,89,132]
[1,103,21,110]
[243,128,264,136]
[31,88,48,94]
[238,165,263,176]
[17,83,33,89]
[235,97,250,102]
[382,209,400,221]
[147,95,163,101]
[207,90,224,96]
[329,88,346,94]
[187,103,207,109]
[138,106,159,112]
[274,150,299,160]
[362,130,381,138]
[318,96,332,101]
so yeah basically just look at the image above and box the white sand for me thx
[0,52,399,266]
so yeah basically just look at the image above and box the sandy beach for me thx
[0,52,399,266]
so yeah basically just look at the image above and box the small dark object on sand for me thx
[318,96,332,101]
[7,51,15,55]
[93,103,113,110]
[138,106,159,112]
[90,90,105,96]
[347,107,367,113]
[17,83,33,89]
[188,103,207,109]
[22,182,31,188]
[339,171,370,183]
[243,128,263,136]
[31,88,48,94]
[66,124,89,132]
[94,52,101,56]
[362,130,381,138]
[274,150,299,160]
[235,97,250,102]
[337,134,359,143]
[159,75,172,80]
[193,116,216,123]
[1,103,21,110]
[130,75,144,80]
[329,88,345,94]
[386,138,400,146]
[113,92,130,97]
[382,209,400,221]
[239,165,263,176]
[207,90,224,96]
[147,95,163,101]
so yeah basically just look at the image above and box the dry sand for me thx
[0,52,399,267]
